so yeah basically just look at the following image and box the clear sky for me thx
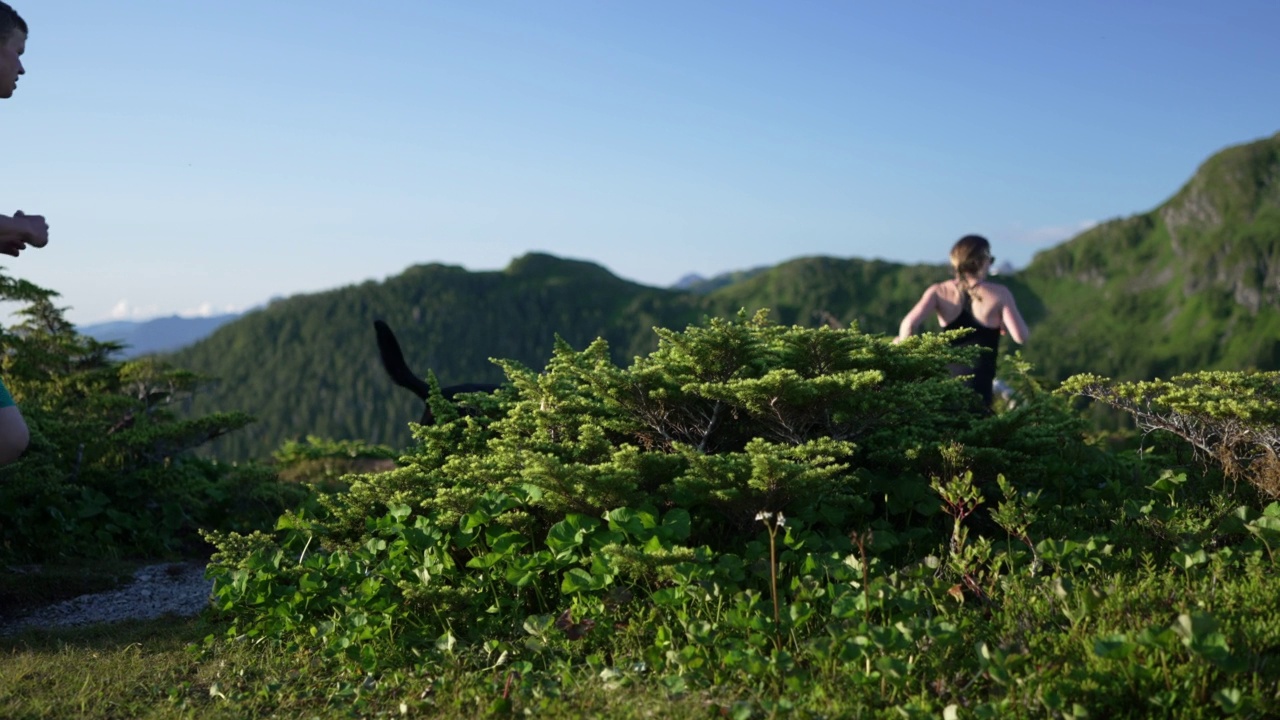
[3,0,1277,325]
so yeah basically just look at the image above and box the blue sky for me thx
[3,0,1277,325]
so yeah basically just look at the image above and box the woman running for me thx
[896,235,1029,407]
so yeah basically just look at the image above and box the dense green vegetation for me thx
[167,132,1280,461]
[6,316,1280,716]
[0,274,300,567]
[185,314,1280,717]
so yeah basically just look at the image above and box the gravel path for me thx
[0,562,214,635]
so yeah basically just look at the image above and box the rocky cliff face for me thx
[1161,134,1280,313]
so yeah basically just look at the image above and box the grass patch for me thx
[0,616,211,719]
[0,615,774,719]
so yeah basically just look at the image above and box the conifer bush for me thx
[0,273,301,562]
[294,312,1095,549]
[207,311,1103,667]
[1059,370,1280,498]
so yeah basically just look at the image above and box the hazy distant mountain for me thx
[79,313,242,358]
[670,273,707,289]
[672,266,772,294]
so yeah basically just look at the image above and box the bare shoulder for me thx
[929,280,956,300]
[911,282,939,303]
[981,281,1016,302]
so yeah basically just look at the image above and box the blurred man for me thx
[0,1,50,465]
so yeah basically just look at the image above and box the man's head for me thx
[0,1,27,99]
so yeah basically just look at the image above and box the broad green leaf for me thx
[660,508,692,541]
[486,529,528,556]
[605,507,655,538]
[1093,634,1136,660]
[523,614,554,637]
[561,568,597,593]
[1214,688,1244,714]
[1148,471,1187,495]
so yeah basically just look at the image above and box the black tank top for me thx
[941,287,1001,406]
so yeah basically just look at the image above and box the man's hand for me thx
[13,211,48,248]
[0,231,27,257]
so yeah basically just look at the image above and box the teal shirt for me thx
[0,378,13,409]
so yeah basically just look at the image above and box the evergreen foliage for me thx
[1059,370,1280,498]
[0,271,300,563]
[206,313,1101,664]
[272,435,398,489]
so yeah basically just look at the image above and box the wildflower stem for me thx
[769,527,780,629]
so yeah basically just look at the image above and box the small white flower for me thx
[775,512,786,528]
[754,511,772,522]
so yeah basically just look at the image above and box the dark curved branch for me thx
[374,320,501,425]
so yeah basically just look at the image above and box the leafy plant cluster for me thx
[272,435,398,490]
[203,467,1280,716]
[0,272,303,563]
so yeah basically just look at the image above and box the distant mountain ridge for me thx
[165,131,1279,459]
[80,314,242,358]
[671,266,772,294]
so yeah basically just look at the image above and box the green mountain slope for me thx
[703,255,951,332]
[1016,131,1280,381]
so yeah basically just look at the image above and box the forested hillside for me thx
[702,255,998,332]
[169,254,706,459]
[171,251,956,459]
[1015,131,1280,381]
[169,133,1280,460]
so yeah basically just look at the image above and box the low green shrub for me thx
[206,313,1107,665]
